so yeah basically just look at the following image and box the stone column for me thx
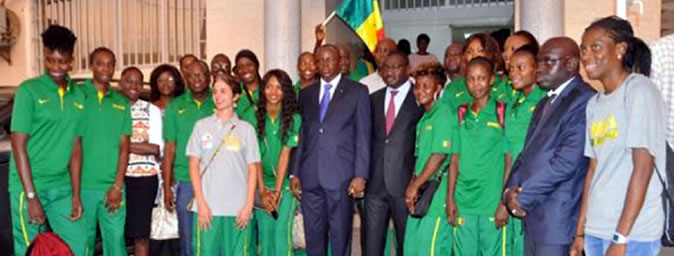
[264,0,301,81]
[518,0,564,43]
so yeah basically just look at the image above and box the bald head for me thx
[536,37,580,90]
[444,43,464,75]
[374,38,397,67]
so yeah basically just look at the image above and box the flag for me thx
[335,0,386,53]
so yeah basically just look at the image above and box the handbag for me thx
[410,170,445,218]
[292,206,306,249]
[186,124,236,211]
[150,184,179,240]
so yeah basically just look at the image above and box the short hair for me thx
[512,30,539,54]
[149,64,185,101]
[121,66,144,81]
[179,54,197,66]
[41,25,77,54]
[386,51,409,66]
[417,33,430,43]
[511,44,538,61]
[88,47,116,65]
[410,62,446,86]
[466,56,494,76]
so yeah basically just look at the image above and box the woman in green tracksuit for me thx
[447,57,512,256]
[504,45,545,256]
[242,69,302,256]
[403,62,458,256]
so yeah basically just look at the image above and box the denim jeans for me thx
[585,234,661,256]
[176,181,195,256]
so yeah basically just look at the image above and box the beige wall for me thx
[0,0,32,86]
[206,0,265,70]
[564,0,661,44]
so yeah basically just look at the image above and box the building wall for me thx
[564,0,661,44]
[0,0,32,86]
[382,4,514,59]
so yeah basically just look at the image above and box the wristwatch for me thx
[26,191,36,199]
[611,231,628,244]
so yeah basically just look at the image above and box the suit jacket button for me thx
[319,128,324,134]
[385,139,390,144]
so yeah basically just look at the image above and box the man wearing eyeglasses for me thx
[162,60,215,256]
[503,37,596,256]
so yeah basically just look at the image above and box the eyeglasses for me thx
[537,56,572,66]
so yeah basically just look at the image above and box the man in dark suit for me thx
[365,52,424,256]
[503,37,596,256]
[290,44,372,256]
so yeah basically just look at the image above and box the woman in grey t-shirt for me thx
[571,16,666,256]
[186,77,261,255]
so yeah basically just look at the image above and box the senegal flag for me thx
[335,0,385,52]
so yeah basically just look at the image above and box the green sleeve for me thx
[284,114,302,148]
[429,104,455,155]
[123,105,132,136]
[163,101,177,142]
[10,84,35,134]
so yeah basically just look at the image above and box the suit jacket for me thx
[368,84,424,197]
[506,75,596,245]
[291,77,372,190]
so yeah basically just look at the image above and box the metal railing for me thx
[31,0,207,75]
[382,0,513,10]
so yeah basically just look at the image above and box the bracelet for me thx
[575,234,584,238]
[112,183,122,191]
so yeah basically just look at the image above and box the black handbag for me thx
[411,169,445,218]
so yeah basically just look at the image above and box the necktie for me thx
[319,83,332,122]
[385,90,399,135]
[541,94,557,118]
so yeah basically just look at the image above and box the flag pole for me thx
[322,11,337,27]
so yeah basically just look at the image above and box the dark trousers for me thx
[363,190,407,256]
[301,186,354,256]
[524,234,570,256]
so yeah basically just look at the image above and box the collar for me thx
[211,112,240,127]
[386,79,412,95]
[320,73,342,87]
[39,72,73,92]
[468,97,497,118]
[548,76,575,97]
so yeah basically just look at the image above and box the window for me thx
[32,0,206,75]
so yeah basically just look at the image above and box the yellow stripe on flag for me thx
[355,0,385,52]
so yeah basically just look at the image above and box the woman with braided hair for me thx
[242,69,302,256]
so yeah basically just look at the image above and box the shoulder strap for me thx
[199,124,237,179]
[496,101,507,130]
[458,104,468,124]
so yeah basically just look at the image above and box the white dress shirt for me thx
[548,76,575,103]
[319,74,342,104]
[384,80,412,118]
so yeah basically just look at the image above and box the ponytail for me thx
[625,37,651,76]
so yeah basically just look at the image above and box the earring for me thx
[618,54,622,60]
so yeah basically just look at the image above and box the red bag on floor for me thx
[25,232,74,256]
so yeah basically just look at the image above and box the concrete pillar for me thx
[264,0,301,81]
[519,0,564,43]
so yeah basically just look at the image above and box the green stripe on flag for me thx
[335,0,374,29]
